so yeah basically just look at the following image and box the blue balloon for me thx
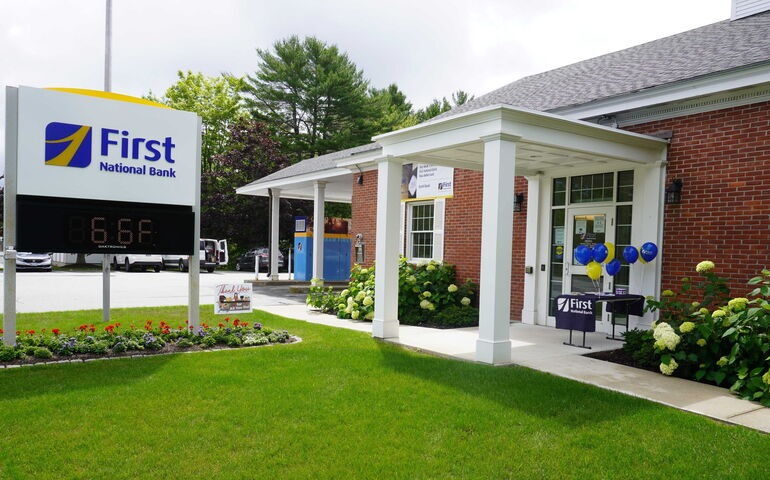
[640,242,658,262]
[623,246,639,264]
[574,245,593,265]
[605,258,622,276]
[593,243,609,263]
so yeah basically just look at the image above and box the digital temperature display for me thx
[17,195,194,254]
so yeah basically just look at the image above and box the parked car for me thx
[235,247,284,272]
[168,238,228,273]
[16,252,52,272]
[112,254,163,272]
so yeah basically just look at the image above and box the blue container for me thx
[293,216,351,282]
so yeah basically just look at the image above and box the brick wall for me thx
[350,170,378,268]
[443,170,528,320]
[626,101,770,297]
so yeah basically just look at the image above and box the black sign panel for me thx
[17,195,194,254]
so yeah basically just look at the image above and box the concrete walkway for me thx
[259,304,770,434]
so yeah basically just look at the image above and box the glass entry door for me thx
[563,206,615,332]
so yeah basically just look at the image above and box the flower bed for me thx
[306,258,479,328]
[0,318,295,366]
[607,262,770,406]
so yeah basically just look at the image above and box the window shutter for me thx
[399,201,406,257]
[433,198,445,262]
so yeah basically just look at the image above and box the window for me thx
[569,173,614,203]
[617,170,634,202]
[409,202,434,260]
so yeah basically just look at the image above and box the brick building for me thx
[239,3,770,364]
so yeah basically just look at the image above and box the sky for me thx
[0,0,731,165]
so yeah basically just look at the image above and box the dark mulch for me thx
[585,348,658,373]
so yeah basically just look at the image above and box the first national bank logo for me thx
[45,122,93,168]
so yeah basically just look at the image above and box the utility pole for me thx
[101,0,112,322]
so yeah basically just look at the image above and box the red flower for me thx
[104,324,115,333]
[52,328,61,335]
[0,329,4,334]
[241,322,249,328]
[88,324,96,333]
[218,323,225,328]
[78,324,88,331]
[224,317,230,323]
[26,330,35,335]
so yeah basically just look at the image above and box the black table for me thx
[555,293,645,349]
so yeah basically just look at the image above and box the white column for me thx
[521,174,541,325]
[312,181,326,281]
[476,134,518,365]
[270,189,280,280]
[373,156,401,339]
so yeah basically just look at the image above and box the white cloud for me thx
[0,0,730,166]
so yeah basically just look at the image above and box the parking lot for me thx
[0,270,305,313]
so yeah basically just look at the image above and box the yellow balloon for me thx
[604,242,615,263]
[586,261,603,280]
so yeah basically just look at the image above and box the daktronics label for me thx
[16,86,198,206]
[45,122,177,178]
[557,297,593,315]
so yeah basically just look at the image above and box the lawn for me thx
[0,307,768,479]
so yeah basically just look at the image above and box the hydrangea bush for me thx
[307,258,479,327]
[629,262,770,406]
[0,318,292,364]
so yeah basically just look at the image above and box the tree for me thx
[243,36,372,162]
[201,119,310,254]
[413,89,474,123]
[366,83,416,133]
[146,71,247,173]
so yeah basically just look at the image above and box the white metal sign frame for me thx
[2,86,202,345]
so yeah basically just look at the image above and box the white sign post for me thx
[2,86,202,345]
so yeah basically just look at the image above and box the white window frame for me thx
[406,201,436,263]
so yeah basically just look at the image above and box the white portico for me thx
[238,104,668,365]
[360,105,668,365]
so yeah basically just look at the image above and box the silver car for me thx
[16,252,52,272]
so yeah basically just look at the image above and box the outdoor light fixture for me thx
[665,179,683,205]
[514,193,525,212]
[356,165,364,185]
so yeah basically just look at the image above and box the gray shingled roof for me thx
[243,11,770,188]
[240,142,380,188]
[435,11,770,119]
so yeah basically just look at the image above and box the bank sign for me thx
[16,86,198,206]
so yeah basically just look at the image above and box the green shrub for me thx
[621,329,656,368]
[0,345,22,362]
[306,258,478,328]
[32,347,53,359]
[431,305,479,328]
[24,346,37,357]
[200,335,217,348]
[628,263,770,406]
[176,338,194,349]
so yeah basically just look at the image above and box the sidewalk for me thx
[259,304,770,433]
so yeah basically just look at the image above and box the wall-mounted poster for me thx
[214,284,253,314]
[401,163,454,200]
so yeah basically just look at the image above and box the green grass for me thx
[0,307,767,479]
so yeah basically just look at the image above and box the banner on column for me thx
[401,163,454,200]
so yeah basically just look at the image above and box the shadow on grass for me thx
[0,353,174,401]
[374,340,654,428]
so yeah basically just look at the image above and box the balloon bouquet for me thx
[573,241,658,293]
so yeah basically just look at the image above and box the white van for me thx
[162,239,228,273]
[112,254,163,272]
